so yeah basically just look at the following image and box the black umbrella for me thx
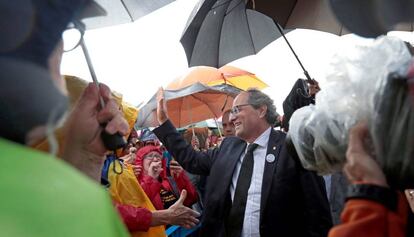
[80,0,175,29]
[181,0,282,68]
[246,0,348,35]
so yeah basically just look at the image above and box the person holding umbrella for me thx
[0,0,199,236]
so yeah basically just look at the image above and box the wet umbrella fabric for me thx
[246,0,349,35]
[80,0,175,29]
[181,0,282,67]
[136,83,237,128]
[329,0,414,38]
[167,65,268,91]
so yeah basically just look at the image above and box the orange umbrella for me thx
[136,83,237,128]
[167,65,268,91]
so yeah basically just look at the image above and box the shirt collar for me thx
[249,126,272,149]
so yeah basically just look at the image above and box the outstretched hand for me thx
[167,190,200,228]
[156,87,168,125]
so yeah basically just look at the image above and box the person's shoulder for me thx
[270,128,286,140]
[0,139,129,237]
[221,136,244,145]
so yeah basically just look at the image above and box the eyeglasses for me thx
[144,153,162,160]
[230,104,253,115]
[63,21,85,52]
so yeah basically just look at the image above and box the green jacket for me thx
[0,138,129,237]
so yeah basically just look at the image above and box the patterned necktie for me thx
[227,143,259,237]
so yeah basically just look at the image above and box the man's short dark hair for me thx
[247,88,277,125]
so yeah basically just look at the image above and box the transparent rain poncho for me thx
[288,36,414,189]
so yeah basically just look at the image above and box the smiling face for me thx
[142,151,162,174]
[229,92,268,143]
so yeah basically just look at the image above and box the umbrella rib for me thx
[213,0,233,10]
[245,7,257,52]
[225,0,244,15]
[179,97,183,127]
[120,0,134,22]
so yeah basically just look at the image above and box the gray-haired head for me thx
[246,88,277,125]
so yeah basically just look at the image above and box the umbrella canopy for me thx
[167,65,268,91]
[80,0,175,29]
[181,0,282,68]
[136,82,237,128]
[248,0,414,35]
[329,0,414,38]
[245,0,348,35]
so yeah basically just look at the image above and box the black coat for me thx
[154,120,332,237]
[282,79,315,130]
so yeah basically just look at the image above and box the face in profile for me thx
[222,111,235,137]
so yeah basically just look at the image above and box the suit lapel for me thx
[221,141,247,196]
[260,129,284,220]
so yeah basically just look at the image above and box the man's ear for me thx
[258,105,267,118]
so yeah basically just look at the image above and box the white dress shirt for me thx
[230,127,272,237]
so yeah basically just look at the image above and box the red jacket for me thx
[115,203,152,232]
[135,146,198,210]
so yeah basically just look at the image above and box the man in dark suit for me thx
[153,88,332,237]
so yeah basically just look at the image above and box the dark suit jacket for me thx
[154,120,332,237]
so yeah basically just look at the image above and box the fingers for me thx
[76,83,101,112]
[181,208,200,228]
[97,102,129,136]
[344,122,369,182]
[176,189,187,205]
[343,162,360,183]
[133,165,142,176]
[347,122,369,159]
[156,87,164,105]
[97,99,119,124]
[104,114,129,135]
[99,83,112,104]
[156,87,168,124]
[90,83,129,136]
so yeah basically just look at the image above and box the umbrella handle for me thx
[273,21,313,82]
[80,38,126,151]
[214,118,223,138]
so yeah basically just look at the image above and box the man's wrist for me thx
[151,209,172,226]
[346,184,398,212]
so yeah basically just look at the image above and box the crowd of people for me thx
[1,0,414,237]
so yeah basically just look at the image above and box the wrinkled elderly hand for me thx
[156,87,169,125]
[166,190,200,228]
[344,122,388,187]
[132,164,142,177]
[62,83,129,181]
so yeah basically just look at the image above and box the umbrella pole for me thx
[214,118,223,138]
[80,38,105,108]
[185,97,196,137]
[79,37,126,150]
[274,21,313,82]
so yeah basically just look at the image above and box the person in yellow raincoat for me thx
[34,75,199,236]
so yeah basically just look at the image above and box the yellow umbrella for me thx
[167,65,268,91]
